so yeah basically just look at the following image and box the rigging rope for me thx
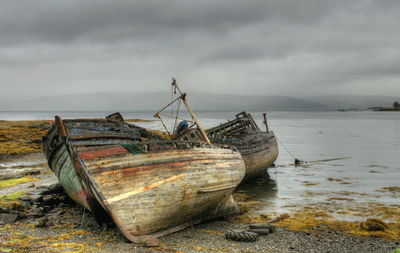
[171,84,175,130]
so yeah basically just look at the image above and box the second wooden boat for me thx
[206,112,278,182]
[43,106,245,244]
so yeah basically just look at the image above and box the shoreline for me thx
[0,153,399,252]
[0,120,399,252]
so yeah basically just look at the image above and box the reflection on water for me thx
[238,173,278,202]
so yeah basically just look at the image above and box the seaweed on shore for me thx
[0,121,50,158]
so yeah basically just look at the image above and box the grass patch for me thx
[0,191,27,200]
[0,192,27,211]
[0,177,38,189]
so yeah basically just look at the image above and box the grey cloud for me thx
[0,0,399,99]
[0,0,343,45]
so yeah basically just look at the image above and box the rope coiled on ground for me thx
[225,230,259,242]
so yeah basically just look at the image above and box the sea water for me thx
[1,110,399,217]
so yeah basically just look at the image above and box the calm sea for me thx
[1,110,399,217]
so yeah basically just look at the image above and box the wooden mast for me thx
[154,78,211,145]
[171,78,211,145]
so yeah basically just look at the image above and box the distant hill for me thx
[0,92,329,111]
[2,93,398,111]
[305,95,400,110]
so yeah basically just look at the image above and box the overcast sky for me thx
[0,0,399,99]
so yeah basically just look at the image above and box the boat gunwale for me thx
[48,114,245,245]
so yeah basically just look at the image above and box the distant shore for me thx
[367,107,400,112]
[338,107,400,112]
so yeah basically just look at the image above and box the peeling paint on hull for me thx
[206,112,279,182]
[238,132,279,181]
[43,116,245,244]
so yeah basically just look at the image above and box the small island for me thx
[368,101,400,111]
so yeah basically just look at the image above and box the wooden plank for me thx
[43,115,247,244]
[78,146,129,160]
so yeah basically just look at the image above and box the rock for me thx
[29,207,44,218]
[19,196,31,202]
[0,207,9,213]
[24,169,40,176]
[10,202,25,212]
[21,201,31,209]
[29,194,43,203]
[33,217,48,227]
[48,183,63,194]
[360,218,388,231]
[58,203,69,208]
[58,195,72,204]
[269,213,290,223]
[42,205,52,213]
[42,195,56,205]
[29,187,49,196]
[0,213,18,224]
[46,220,54,227]
[15,211,27,220]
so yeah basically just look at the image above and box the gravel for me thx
[1,208,398,253]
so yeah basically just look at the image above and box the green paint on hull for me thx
[51,144,86,208]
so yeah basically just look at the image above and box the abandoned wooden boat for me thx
[43,112,245,245]
[206,112,278,182]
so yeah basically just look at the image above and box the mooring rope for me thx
[275,135,351,166]
[275,135,298,161]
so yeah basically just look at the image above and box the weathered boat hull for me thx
[43,116,245,244]
[206,112,279,183]
[82,147,243,238]
[236,132,278,181]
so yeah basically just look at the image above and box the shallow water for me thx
[1,110,399,219]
